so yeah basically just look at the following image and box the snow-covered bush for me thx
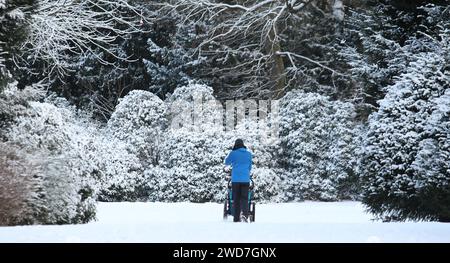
[0,82,46,137]
[1,87,98,225]
[251,167,282,202]
[0,142,39,226]
[144,29,196,95]
[0,139,96,225]
[5,101,97,223]
[153,84,229,202]
[108,90,168,167]
[165,83,223,133]
[361,34,450,221]
[104,89,170,201]
[279,91,360,201]
[8,94,148,204]
[81,132,143,202]
[147,164,226,202]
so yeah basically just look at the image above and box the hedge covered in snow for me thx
[1,82,363,226]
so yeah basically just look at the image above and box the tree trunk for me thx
[267,26,286,100]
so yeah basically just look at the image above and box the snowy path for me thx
[1,202,450,242]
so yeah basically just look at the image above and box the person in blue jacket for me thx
[224,139,253,222]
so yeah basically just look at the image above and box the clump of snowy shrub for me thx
[8,94,149,204]
[0,139,95,225]
[165,83,223,133]
[0,86,93,225]
[154,83,229,202]
[104,89,172,201]
[0,82,46,138]
[251,167,282,202]
[279,91,360,201]
[361,34,450,222]
[84,132,143,202]
[5,100,97,223]
[0,142,39,226]
[107,90,168,167]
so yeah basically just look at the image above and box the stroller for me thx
[222,167,256,222]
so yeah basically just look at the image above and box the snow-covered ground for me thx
[1,201,449,243]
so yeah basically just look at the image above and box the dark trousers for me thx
[232,182,249,222]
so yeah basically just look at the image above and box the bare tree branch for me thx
[21,0,146,78]
[153,0,346,98]
[277,51,347,76]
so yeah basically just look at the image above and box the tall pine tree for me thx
[362,4,450,221]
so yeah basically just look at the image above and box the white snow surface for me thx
[1,201,450,243]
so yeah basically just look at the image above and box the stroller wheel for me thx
[223,200,228,220]
[250,203,256,222]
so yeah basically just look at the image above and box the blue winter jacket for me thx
[224,148,253,183]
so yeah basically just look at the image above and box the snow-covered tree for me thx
[39,2,158,121]
[361,25,450,221]
[0,0,35,89]
[336,1,404,119]
[152,0,347,99]
[335,2,450,120]
[279,91,360,201]
[143,13,207,97]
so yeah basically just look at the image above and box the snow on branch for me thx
[0,45,5,69]
[21,0,145,78]
[276,51,347,76]
[159,0,283,53]
[154,0,345,97]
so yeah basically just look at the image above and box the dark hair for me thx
[232,139,246,150]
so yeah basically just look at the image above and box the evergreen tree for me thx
[144,13,207,98]
[337,0,449,119]
[362,11,450,221]
[337,0,404,119]
[0,0,35,90]
[279,91,360,201]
